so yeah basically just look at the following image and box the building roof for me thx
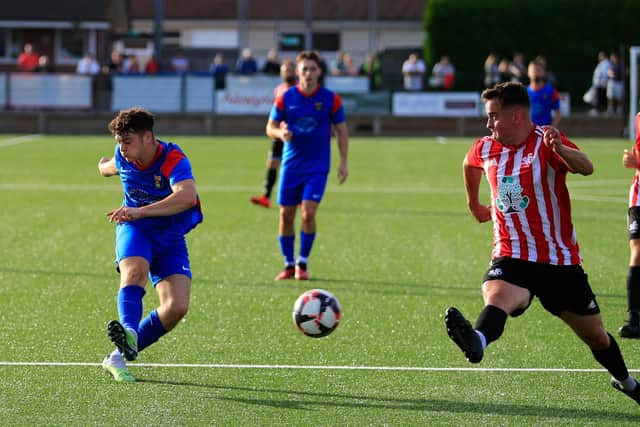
[0,0,110,22]
[130,0,425,21]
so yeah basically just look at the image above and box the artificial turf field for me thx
[1,133,640,425]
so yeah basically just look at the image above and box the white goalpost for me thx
[630,46,640,141]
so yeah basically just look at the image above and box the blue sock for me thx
[117,285,145,332]
[299,232,316,260]
[137,309,167,352]
[279,235,295,266]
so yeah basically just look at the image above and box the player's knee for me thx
[120,267,148,286]
[166,299,189,320]
[586,331,610,350]
[300,209,316,224]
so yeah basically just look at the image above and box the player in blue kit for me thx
[98,108,203,382]
[266,50,349,281]
[527,60,561,126]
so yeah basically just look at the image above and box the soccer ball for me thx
[292,289,341,338]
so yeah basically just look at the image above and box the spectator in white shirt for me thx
[401,53,426,91]
[76,53,100,75]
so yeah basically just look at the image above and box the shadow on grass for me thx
[135,379,639,421]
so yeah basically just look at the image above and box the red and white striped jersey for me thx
[629,113,640,207]
[465,126,582,265]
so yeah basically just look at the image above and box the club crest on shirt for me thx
[154,175,163,189]
[314,102,323,111]
[496,176,529,214]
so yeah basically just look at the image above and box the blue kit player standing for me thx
[527,60,561,126]
[266,50,349,280]
[98,108,203,382]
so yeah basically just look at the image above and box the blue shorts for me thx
[115,222,192,286]
[277,171,328,206]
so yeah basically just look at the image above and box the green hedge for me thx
[423,0,640,105]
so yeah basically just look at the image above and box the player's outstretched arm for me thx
[334,122,349,184]
[463,157,491,223]
[98,157,118,177]
[107,179,198,223]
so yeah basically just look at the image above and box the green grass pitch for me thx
[1,133,640,425]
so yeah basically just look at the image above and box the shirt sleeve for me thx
[551,88,561,111]
[465,138,485,169]
[330,93,346,124]
[161,149,195,185]
[269,93,286,122]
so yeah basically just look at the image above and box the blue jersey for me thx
[269,85,345,174]
[114,140,203,234]
[527,84,560,126]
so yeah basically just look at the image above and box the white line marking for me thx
[0,134,43,147]
[0,361,636,373]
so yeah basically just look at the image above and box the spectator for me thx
[235,48,258,75]
[484,53,501,89]
[17,43,39,72]
[144,55,161,74]
[103,49,123,74]
[359,53,382,91]
[262,49,280,75]
[401,53,426,91]
[590,51,611,114]
[35,55,53,73]
[342,53,359,76]
[76,52,100,75]
[122,54,141,74]
[330,50,346,76]
[607,52,624,115]
[210,52,230,90]
[170,49,190,74]
[430,55,456,90]
[509,52,527,84]
[498,59,512,83]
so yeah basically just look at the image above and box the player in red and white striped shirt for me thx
[445,82,640,404]
[619,113,640,338]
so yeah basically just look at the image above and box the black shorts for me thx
[270,139,284,160]
[629,206,640,240]
[482,257,600,317]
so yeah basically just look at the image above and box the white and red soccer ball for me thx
[292,289,341,338]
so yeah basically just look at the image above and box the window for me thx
[279,33,305,52]
[57,29,85,62]
[312,33,340,51]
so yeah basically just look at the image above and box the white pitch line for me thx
[0,361,635,373]
[0,134,43,147]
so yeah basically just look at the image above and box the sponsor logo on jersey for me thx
[521,153,535,167]
[496,176,529,214]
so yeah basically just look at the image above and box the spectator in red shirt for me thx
[17,43,39,72]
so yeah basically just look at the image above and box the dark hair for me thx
[295,50,322,67]
[108,107,155,136]
[481,82,530,109]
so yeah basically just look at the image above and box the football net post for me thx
[630,46,640,141]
